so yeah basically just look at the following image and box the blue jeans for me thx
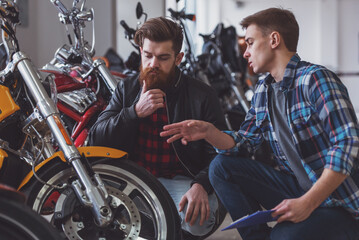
[158,175,218,236]
[209,155,359,240]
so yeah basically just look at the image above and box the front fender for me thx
[17,146,127,191]
[0,149,8,169]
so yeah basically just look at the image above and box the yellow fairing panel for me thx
[17,146,127,190]
[0,85,20,121]
[77,146,128,159]
[0,149,8,169]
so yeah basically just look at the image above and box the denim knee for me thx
[209,155,247,185]
[180,193,218,236]
[209,155,226,187]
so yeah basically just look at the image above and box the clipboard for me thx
[222,210,277,231]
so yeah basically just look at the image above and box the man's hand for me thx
[160,120,211,145]
[135,81,165,118]
[179,183,210,226]
[161,120,236,149]
[272,197,316,223]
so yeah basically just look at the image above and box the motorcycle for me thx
[0,1,181,239]
[199,23,255,130]
[118,2,146,74]
[200,23,274,165]
[168,7,211,86]
[42,0,127,148]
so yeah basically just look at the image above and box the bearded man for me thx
[88,17,226,238]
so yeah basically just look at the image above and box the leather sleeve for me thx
[190,85,227,194]
[88,79,139,150]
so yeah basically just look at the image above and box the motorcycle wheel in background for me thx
[23,158,180,240]
[0,184,63,240]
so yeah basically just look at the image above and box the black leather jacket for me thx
[88,69,226,193]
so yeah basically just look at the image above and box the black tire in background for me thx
[23,158,181,240]
[0,197,63,240]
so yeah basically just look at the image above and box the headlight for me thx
[54,44,82,65]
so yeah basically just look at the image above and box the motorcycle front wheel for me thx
[23,158,181,240]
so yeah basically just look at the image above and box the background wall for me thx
[337,0,359,115]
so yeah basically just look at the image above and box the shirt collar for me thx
[264,53,301,91]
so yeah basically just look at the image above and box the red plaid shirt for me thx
[135,105,185,178]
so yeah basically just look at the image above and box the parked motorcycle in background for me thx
[199,23,255,130]
[168,7,211,86]
[43,0,127,147]
[119,2,147,74]
[0,1,181,239]
[201,23,274,165]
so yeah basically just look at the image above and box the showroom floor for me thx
[205,214,242,240]
[205,214,277,239]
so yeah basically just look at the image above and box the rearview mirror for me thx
[136,2,143,19]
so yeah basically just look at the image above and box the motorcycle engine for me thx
[57,88,97,114]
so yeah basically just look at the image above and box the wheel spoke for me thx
[121,184,134,196]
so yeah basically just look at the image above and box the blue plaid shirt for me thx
[219,54,359,218]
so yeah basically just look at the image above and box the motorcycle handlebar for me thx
[120,20,136,38]
[50,0,69,15]
[168,8,195,21]
[51,0,93,23]
[185,14,196,21]
[77,9,93,22]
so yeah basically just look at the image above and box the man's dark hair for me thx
[240,8,299,52]
[134,17,183,55]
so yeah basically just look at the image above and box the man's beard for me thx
[139,64,176,91]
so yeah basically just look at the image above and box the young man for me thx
[161,8,359,240]
[88,17,227,238]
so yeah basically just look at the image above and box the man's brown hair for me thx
[240,8,299,52]
[134,17,183,55]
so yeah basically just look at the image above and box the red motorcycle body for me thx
[42,69,125,147]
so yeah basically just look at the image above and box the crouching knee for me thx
[181,194,219,236]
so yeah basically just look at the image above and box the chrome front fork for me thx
[13,51,112,226]
[93,58,118,94]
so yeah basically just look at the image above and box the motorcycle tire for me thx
[22,158,181,240]
[0,197,63,240]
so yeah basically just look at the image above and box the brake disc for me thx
[58,186,141,240]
